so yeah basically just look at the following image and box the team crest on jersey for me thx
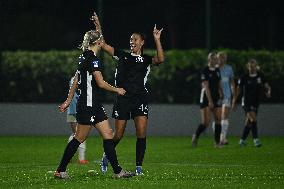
[136,56,144,63]
[257,77,262,84]
[92,60,99,68]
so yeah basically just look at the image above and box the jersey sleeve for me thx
[237,76,244,87]
[88,57,102,73]
[201,69,208,82]
[113,49,127,61]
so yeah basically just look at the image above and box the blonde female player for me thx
[54,30,133,179]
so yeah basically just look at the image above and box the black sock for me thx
[251,121,258,139]
[214,124,221,144]
[57,138,80,172]
[195,124,206,138]
[136,138,146,166]
[241,124,251,140]
[103,139,122,174]
[114,139,121,148]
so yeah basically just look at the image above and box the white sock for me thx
[212,121,215,132]
[78,141,86,161]
[221,119,229,141]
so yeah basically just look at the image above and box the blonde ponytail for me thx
[79,30,101,51]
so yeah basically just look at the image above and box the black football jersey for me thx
[76,50,103,108]
[200,66,221,100]
[113,49,153,95]
[238,72,266,105]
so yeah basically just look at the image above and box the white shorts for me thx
[222,98,231,108]
[67,114,77,123]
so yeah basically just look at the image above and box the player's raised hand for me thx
[153,24,163,40]
[90,11,102,33]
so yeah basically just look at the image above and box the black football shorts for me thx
[112,93,149,120]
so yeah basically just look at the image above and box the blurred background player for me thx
[66,76,88,164]
[212,52,235,145]
[192,52,223,148]
[232,59,271,147]
[91,12,165,175]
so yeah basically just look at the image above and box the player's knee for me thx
[74,136,85,143]
[136,132,146,138]
[215,118,222,124]
[114,131,124,140]
[103,129,113,138]
[114,134,123,141]
[135,127,147,137]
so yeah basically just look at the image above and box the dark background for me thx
[0,0,283,51]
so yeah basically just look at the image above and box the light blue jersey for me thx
[67,77,78,115]
[219,64,234,100]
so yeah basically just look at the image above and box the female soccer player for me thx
[232,59,271,147]
[55,30,133,179]
[214,52,235,145]
[66,77,88,164]
[91,12,164,175]
[192,52,223,148]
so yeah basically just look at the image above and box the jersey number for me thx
[139,104,148,115]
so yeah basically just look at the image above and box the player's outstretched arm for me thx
[90,11,115,56]
[91,11,102,34]
[203,81,214,109]
[152,24,165,64]
[93,71,126,96]
[59,72,78,112]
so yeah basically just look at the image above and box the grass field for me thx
[0,136,283,188]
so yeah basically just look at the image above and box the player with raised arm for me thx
[91,12,164,175]
[54,29,133,179]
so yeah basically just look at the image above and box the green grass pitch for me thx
[0,136,283,188]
